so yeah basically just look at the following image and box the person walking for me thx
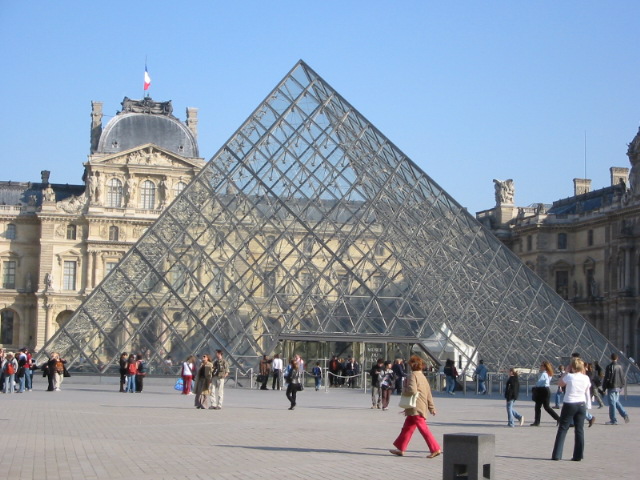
[369,358,384,409]
[393,358,407,395]
[551,357,591,461]
[389,355,442,458]
[602,352,630,425]
[259,355,270,390]
[531,361,560,426]
[284,357,303,410]
[209,350,229,409]
[271,353,283,390]
[553,365,565,409]
[312,362,322,391]
[505,368,524,427]
[474,359,488,394]
[194,354,213,409]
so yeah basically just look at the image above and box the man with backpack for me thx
[136,354,148,393]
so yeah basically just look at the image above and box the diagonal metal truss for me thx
[40,61,637,379]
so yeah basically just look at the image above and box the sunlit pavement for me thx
[0,377,638,479]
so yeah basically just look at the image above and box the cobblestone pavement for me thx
[0,377,638,479]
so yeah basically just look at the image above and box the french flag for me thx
[144,67,151,91]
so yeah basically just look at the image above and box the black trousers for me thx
[534,387,560,424]
[272,370,281,390]
[286,383,298,406]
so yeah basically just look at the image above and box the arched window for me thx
[109,226,119,241]
[0,309,15,344]
[107,178,123,208]
[5,224,16,240]
[66,224,77,240]
[173,181,187,198]
[140,180,156,210]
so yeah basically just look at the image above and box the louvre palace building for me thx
[477,132,640,363]
[1,62,636,378]
[0,97,205,353]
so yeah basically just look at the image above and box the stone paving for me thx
[0,376,638,480]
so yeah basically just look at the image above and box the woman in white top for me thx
[551,357,592,461]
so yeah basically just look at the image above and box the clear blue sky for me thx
[1,1,639,213]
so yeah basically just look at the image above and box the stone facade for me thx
[0,98,204,351]
[477,128,640,360]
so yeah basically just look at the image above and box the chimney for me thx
[610,167,629,188]
[90,101,103,154]
[186,107,198,140]
[573,178,591,196]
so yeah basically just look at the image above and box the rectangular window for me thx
[105,262,118,278]
[264,270,276,296]
[555,270,569,299]
[557,233,567,250]
[169,265,186,294]
[0,310,14,344]
[63,261,77,290]
[2,261,16,289]
[587,229,594,246]
[374,243,386,256]
[66,224,77,240]
[6,224,16,240]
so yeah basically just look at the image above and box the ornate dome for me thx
[96,97,199,158]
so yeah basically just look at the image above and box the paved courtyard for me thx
[0,376,638,479]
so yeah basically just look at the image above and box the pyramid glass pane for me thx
[40,61,637,379]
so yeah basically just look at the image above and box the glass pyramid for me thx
[41,61,636,378]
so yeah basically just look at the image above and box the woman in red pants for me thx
[389,355,442,458]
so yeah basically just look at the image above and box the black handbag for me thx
[531,386,539,402]
[63,367,71,378]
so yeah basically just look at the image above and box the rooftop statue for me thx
[120,96,173,116]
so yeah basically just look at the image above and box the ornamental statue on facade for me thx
[120,96,173,116]
[493,178,515,206]
[627,127,640,198]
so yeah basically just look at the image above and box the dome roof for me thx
[96,97,198,158]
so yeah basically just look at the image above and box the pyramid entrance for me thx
[40,61,637,380]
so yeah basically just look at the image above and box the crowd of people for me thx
[0,348,71,393]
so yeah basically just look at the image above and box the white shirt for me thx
[272,358,283,371]
[562,372,592,409]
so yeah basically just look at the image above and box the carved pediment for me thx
[88,144,204,170]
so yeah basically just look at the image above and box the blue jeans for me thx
[552,402,586,460]
[506,400,522,426]
[446,376,456,394]
[554,388,564,407]
[24,369,33,390]
[315,376,322,390]
[478,379,486,394]
[125,374,136,393]
[607,389,628,423]
[18,374,26,392]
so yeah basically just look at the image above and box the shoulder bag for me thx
[399,391,419,409]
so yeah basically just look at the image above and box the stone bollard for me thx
[442,433,495,480]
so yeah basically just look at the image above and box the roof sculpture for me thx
[40,61,638,380]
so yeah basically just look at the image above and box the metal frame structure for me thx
[40,61,637,380]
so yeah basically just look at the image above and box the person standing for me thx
[328,356,340,387]
[553,365,565,409]
[380,361,396,411]
[22,348,33,392]
[443,359,457,395]
[389,355,442,458]
[551,357,591,461]
[285,358,303,410]
[194,354,213,409]
[271,353,283,390]
[1,353,18,393]
[209,350,229,410]
[118,352,128,392]
[531,361,560,426]
[393,358,407,395]
[474,360,488,395]
[135,354,147,393]
[505,368,524,427]
[312,362,322,391]
[369,359,384,409]
[181,355,196,395]
[602,352,630,425]
[125,354,137,393]
[259,355,270,390]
